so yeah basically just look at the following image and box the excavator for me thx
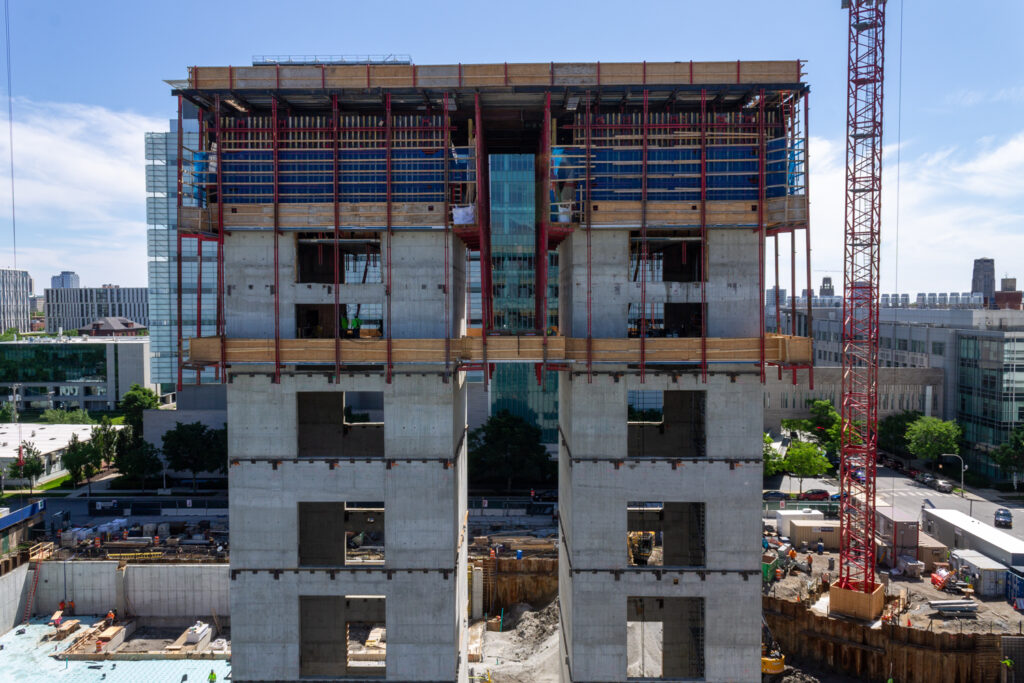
[627,531,655,566]
[761,616,786,680]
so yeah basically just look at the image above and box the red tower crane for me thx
[838,0,886,594]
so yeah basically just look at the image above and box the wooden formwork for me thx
[188,61,804,92]
[829,580,885,621]
[764,596,1003,683]
[187,334,813,366]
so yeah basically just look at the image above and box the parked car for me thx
[532,489,558,502]
[852,469,866,484]
[995,508,1013,528]
[763,490,789,501]
[930,478,953,493]
[915,472,935,485]
[830,491,849,501]
[798,489,830,501]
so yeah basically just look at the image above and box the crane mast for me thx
[838,0,886,593]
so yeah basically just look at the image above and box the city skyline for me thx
[0,1,1016,291]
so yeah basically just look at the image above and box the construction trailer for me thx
[875,505,919,560]
[172,58,812,683]
[922,509,1024,568]
[949,549,1007,598]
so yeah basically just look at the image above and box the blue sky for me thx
[0,0,1021,293]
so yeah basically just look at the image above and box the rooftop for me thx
[0,423,119,459]
[0,335,149,345]
[925,509,1024,553]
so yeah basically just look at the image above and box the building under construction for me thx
[171,58,812,682]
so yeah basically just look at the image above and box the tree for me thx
[119,384,160,436]
[61,433,93,488]
[782,399,843,456]
[905,416,961,462]
[994,425,1024,485]
[90,417,117,467]
[763,433,786,477]
[0,402,15,422]
[14,442,45,494]
[783,441,832,493]
[878,410,922,458]
[162,421,222,491]
[468,410,553,491]
[118,440,164,490]
[40,408,95,424]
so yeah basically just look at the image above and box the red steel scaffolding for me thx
[838,0,886,593]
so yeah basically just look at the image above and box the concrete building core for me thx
[174,58,811,682]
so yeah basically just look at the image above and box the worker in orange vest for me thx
[106,610,115,622]
[59,600,66,612]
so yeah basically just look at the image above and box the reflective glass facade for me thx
[146,123,218,391]
[958,332,1024,479]
[488,155,558,444]
[0,344,106,383]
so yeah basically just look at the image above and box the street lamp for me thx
[942,453,967,498]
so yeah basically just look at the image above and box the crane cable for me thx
[4,0,15,269]
[889,0,904,508]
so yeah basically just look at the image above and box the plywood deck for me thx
[188,334,812,366]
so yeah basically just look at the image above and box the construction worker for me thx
[806,554,814,572]
[106,609,115,622]
[340,315,349,337]
[350,315,362,338]
[208,670,217,683]
[59,600,66,612]
[788,547,797,561]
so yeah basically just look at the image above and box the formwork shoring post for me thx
[272,97,281,384]
[699,88,708,383]
[639,89,649,383]
[214,100,226,384]
[585,92,593,383]
[333,94,341,381]
[537,91,551,387]
[787,91,798,385]
[803,91,814,391]
[757,89,767,383]
[197,107,207,384]
[385,93,393,384]
[176,94,184,392]
[443,91,451,381]
[474,93,490,388]
[774,232,782,381]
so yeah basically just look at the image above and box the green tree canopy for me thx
[40,408,95,424]
[468,410,554,492]
[994,424,1024,483]
[0,402,15,422]
[783,441,832,493]
[878,410,922,457]
[763,433,786,477]
[9,442,45,494]
[162,421,225,490]
[905,416,961,461]
[119,384,160,436]
[90,417,117,466]
[61,433,94,488]
[118,440,164,490]
[782,399,843,456]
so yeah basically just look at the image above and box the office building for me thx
[973,257,996,308]
[174,58,811,682]
[0,269,31,334]
[49,271,80,289]
[44,285,148,334]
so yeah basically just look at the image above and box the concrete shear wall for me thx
[0,564,30,635]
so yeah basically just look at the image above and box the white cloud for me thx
[772,129,1024,297]
[0,98,164,290]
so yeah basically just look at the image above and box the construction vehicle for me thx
[761,616,787,681]
[627,531,654,566]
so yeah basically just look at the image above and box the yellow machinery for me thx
[761,616,786,680]
[627,531,655,566]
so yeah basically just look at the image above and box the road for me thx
[776,468,1024,542]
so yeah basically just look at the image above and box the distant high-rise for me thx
[972,258,995,307]
[0,269,32,333]
[820,276,835,297]
[50,271,80,289]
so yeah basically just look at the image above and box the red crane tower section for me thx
[838,0,886,593]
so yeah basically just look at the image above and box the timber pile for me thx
[764,595,1002,683]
